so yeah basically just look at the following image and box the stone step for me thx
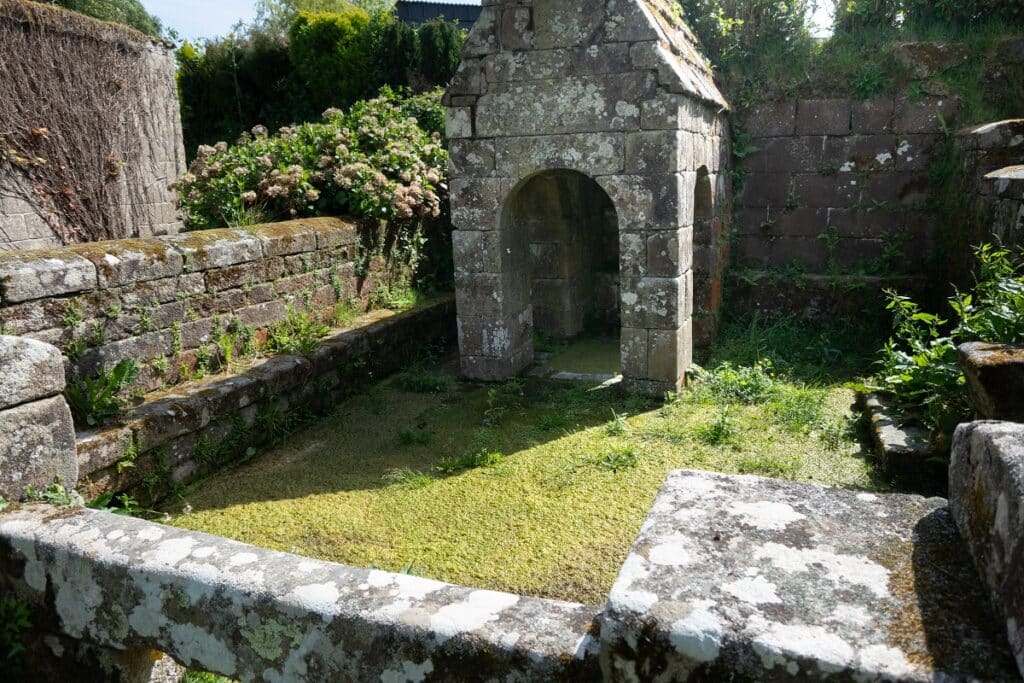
[600,469,1019,681]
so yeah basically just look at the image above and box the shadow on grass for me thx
[169,370,647,513]
[701,312,890,385]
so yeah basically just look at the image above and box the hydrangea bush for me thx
[174,87,448,230]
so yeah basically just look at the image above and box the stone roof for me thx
[637,0,727,108]
[456,0,727,110]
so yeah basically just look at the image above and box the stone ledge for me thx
[0,505,600,682]
[0,250,97,304]
[857,393,942,484]
[600,469,1018,682]
[959,342,1024,421]
[950,420,1024,676]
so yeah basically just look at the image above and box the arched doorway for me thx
[503,170,620,367]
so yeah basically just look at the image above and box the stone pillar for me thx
[0,335,78,499]
[949,421,1024,679]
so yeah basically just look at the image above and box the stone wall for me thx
[729,95,954,316]
[0,336,77,500]
[0,2,185,250]
[0,218,365,396]
[950,420,1024,676]
[956,119,1024,258]
[0,217,457,502]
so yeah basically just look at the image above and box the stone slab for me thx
[600,469,1018,682]
[0,250,97,303]
[959,342,1024,421]
[0,506,601,682]
[950,420,1024,678]
[0,395,78,499]
[0,335,65,410]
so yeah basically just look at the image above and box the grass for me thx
[165,315,892,606]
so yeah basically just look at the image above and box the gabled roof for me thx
[638,0,727,108]
[455,0,726,110]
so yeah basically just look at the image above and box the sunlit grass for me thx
[166,315,892,605]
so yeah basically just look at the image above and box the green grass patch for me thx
[165,316,892,605]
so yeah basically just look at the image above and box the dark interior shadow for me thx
[907,508,1017,679]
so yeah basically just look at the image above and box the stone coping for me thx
[0,217,358,304]
[599,469,1018,681]
[959,342,1024,421]
[0,505,601,682]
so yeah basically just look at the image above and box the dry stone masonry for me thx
[730,93,955,316]
[0,218,455,503]
[444,0,732,394]
[0,336,77,500]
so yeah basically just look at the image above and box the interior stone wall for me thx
[509,170,619,338]
[0,3,185,250]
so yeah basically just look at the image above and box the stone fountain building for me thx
[444,0,731,394]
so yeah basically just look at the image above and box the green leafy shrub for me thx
[176,8,464,153]
[174,87,447,229]
[66,359,140,428]
[866,244,1024,436]
[678,0,814,70]
[289,9,373,113]
[265,306,330,355]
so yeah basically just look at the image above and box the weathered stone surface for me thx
[601,469,1019,682]
[476,73,655,138]
[950,420,1024,678]
[959,342,1024,421]
[0,335,65,410]
[894,96,959,134]
[246,221,318,257]
[0,250,97,303]
[68,239,183,288]
[161,229,263,271]
[0,505,601,682]
[893,42,969,80]
[495,133,625,179]
[0,396,77,499]
[796,98,851,135]
[76,426,134,481]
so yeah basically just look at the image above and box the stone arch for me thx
[502,168,620,342]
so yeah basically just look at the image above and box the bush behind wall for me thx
[178,11,463,155]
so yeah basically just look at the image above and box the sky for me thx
[143,0,258,42]
[142,1,836,43]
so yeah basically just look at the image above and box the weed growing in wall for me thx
[65,358,140,428]
[0,597,30,674]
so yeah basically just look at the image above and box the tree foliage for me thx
[47,0,162,36]
[289,8,373,112]
[177,8,463,154]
